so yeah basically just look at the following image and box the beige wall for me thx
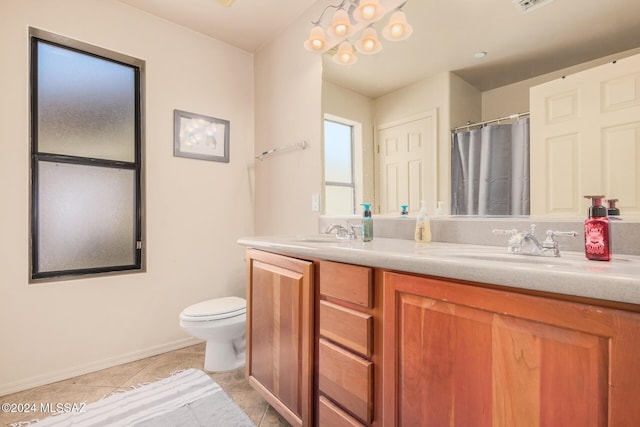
[450,73,482,129]
[0,0,254,395]
[253,3,323,235]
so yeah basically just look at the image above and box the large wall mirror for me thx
[321,0,640,217]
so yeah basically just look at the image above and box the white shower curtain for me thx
[451,118,530,216]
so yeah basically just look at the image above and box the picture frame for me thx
[173,109,230,163]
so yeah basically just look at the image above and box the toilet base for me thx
[203,335,246,372]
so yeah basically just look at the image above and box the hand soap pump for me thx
[361,203,373,242]
[606,198,620,217]
[583,195,611,261]
[414,200,432,243]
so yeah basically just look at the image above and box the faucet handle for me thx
[552,230,578,238]
[542,230,578,249]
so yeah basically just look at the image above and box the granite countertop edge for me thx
[238,236,640,306]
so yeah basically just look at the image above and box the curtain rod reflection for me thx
[255,140,307,161]
[452,112,530,132]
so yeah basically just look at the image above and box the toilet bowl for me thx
[179,296,246,372]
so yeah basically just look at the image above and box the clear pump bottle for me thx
[361,203,373,242]
[414,200,431,243]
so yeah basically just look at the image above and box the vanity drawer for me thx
[319,338,373,424]
[319,396,366,427]
[320,300,372,357]
[320,261,372,308]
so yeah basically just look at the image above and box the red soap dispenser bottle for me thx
[583,195,611,261]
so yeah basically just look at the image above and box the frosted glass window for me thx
[325,186,355,216]
[324,120,353,183]
[37,161,136,272]
[30,31,143,280]
[324,119,355,214]
[37,42,136,162]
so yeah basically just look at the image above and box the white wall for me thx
[253,3,323,235]
[0,0,254,395]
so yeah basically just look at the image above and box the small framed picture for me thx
[174,109,230,163]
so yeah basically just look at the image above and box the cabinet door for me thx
[383,272,640,427]
[246,249,314,427]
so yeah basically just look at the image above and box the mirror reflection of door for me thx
[377,110,438,215]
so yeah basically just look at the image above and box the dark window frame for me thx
[30,31,144,281]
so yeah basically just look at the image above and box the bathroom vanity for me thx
[240,235,640,427]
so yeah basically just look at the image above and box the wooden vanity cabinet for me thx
[317,260,383,427]
[382,271,640,427]
[245,249,314,427]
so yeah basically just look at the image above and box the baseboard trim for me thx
[0,337,203,397]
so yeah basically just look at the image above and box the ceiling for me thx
[118,0,318,52]
[119,0,640,99]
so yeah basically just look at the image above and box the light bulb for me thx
[363,38,376,51]
[355,27,382,54]
[383,10,413,42]
[391,23,404,38]
[333,41,358,65]
[330,9,352,38]
[335,24,348,36]
[362,4,376,20]
[354,0,385,23]
[304,25,326,52]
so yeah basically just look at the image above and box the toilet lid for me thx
[181,296,246,320]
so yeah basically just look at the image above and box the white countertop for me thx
[238,235,640,306]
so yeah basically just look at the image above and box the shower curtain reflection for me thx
[451,118,530,216]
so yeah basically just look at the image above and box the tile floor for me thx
[0,343,290,426]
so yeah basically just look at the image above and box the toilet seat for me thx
[180,297,246,322]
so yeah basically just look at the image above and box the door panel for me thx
[377,112,437,214]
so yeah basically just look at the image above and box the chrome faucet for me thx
[493,224,577,257]
[324,223,358,240]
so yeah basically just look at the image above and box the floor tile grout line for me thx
[257,403,270,427]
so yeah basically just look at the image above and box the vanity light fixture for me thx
[304,0,412,64]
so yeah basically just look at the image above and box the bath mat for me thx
[29,368,254,426]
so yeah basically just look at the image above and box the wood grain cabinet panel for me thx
[246,249,314,427]
[319,338,373,424]
[383,271,640,427]
[320,260,372,308]
[319,396,366,427]
[320,300,372,357]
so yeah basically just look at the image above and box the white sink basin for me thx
[449,252,572,266]
[290,235,341,243]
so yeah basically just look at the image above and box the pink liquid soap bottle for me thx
[583,195,611,261]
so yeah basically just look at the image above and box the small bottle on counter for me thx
[361,203,373,242]
[414,200,431,243]
[583,195,611,261]
[606,198,620,217]
[400,205,409,217]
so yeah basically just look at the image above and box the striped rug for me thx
[31,368,254,426]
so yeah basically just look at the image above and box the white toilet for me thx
[179,296,247,372]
